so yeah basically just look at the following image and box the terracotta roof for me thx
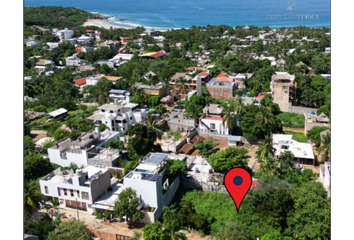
[216,71,227,78]
[150,52,165,58]
[256,95,264,99]
[96,32,101,35]
[199,72,210,77]
[114,40,120,44]
[185,67,207,71]
[97,76,122,82]
[85,30,94,33]
[215,77,235,82]
[123,37,130,39]
[251,180,260,188]
[75,47,82,53]
[74,78,86,85]
[205,117,223,121]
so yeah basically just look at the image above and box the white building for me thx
[53,28,74,42]
[272,134,315,165]
[87,102,149,134]
[86,74,106,86]
[24,76,33,82]
[39,165,111,213]
[108,90,131,103]
[153,36,165,41]
[77,35,91,45]
[66,54,88,67]
[109,54,134,67]
[198,104,232,135]
[47,129,121,168]
[324,47,330,54]
[123,152,186,223]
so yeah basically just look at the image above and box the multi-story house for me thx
[47,129,121,168]
[163,109,196,131]
[133,82,167,97]
[207,79,238,100]
[270,72,296,112]
[199,104,234,135]
[39,165,111,213]
[123,152,186,223]
[52,28,74,42]
[66,54,88,67]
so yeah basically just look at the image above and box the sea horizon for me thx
[24,0,330,30]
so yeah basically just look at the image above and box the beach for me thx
[82,19,131,30]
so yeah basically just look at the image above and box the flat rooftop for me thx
[91,184,125,211]
[144,153,168,165]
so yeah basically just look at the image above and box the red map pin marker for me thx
[224,167,252,212]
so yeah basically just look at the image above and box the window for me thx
[101,109,105,112]
[272,91,274,95]
[110,110,113,113]
[282,86,289,89]
[70,189,74,197]
[210,123,216,129]
[77,190,80,198]
[82,192,89,200]
[45,186,49,194]
[272,86,275,88]
[64,188,67,196]
[130,117,132,120]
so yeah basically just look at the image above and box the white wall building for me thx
[77,35,91,45]
[272,134,315,165]
[87,102,149,134]
[66,54,88,67]
[123,152,186,223]
[320,162,330,199]
[39,165,111,213]
[198,104,232,135]
[86,74,106,86]
[53,28,74,42]
[47,129,120,168]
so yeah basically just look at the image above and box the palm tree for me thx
[163,206,187,240]
[186,104,203,121]
[147,114,163,139]
[235,97,247,121]
[317,132,330,162]
[24,180,43,215]
[256,135,275,160]
[259,156,279,175]
[255,106,275,134]
[222,101,237,134]
[177,77,189,99]
[45,198,60,217]
[253,80,262,96]
[279,151,295,170]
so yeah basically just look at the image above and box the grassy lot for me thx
[167,130,182,142]
[276,112,305,128]
[284,130,307,143]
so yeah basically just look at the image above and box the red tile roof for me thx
[256,95,264,99]
[75,47,82,53]
[96,32,101,35]
[150,52,166,58]
[123,37,130,39]
[85,30,94,33]
[74,78,86,85]
[216,71,227,78]
[199,72,210,77]
[114,40,120,44]
[204,117,223,121]
[251,180,260,188]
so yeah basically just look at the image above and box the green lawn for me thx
[284,130,307,143]
[276,112,305,128]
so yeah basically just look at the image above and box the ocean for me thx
[24,0,330,30]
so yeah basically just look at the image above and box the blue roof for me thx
[207,78,217,84]
[228,136,242,141]
[109,89,126,94]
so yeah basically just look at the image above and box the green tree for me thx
[279,151,295,170]
[207,147,249,172]
[47,220,92,240]
[177,76,189,98]
[25,214,55,240]
[24,180,43,215]
[256,136,275,161]
[192,138,220,158]
[177,200,207,229]
[317,131,330,161]
[53,129,70,142]
[162,205,187,240]
[113,187,144,222]
[24,135,35,156]
[24,152,54,181]
[255,106,275,133]
[143,221,167,240]
[259,156,279,175]
[106,140,125,149]
[221,101,237,134]
[148,96,161,108]
[211,221,251,240]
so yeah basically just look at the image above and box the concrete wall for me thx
[124,177,158,208]
[271,82,291,112]
[141,209,158,224]
[161,177,180,206]
[175,128,198,152]
[90,170,111,202]
[88,228,132,240]
[199,119,228,134]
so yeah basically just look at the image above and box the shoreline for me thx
[82,19,171,31]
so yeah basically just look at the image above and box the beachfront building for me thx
[272,134,315,166]
[39,165,111,213]
[47,129,121,168]
[270,72,296,112]
[123,152,186,223]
